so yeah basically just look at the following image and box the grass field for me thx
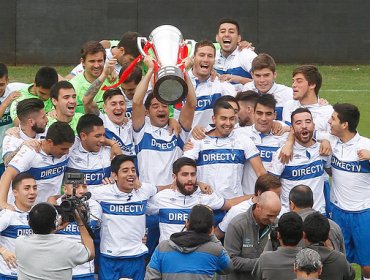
[8,64,370,138]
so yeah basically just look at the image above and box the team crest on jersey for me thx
[243,237,253,248]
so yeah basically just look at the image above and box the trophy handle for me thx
[137,37,149,56]
[185,39,197,57]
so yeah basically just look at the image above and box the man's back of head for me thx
[303,212,330,244]
[294,248,322,279]
[289,184,314,211]
[278,212,303,247]
[187,204,214,234]
[28,202,58,234]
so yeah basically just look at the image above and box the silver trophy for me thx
[137,25,195,105]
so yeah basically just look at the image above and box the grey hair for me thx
[294,248,322,273]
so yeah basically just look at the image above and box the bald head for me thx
[254,191,281,227]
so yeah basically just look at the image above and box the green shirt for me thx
[47,113,83,135]
[69,73,116,114]
[10,84,54,120]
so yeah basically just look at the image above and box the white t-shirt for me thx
[218,198,254,233]
[9,146,69,203]
[134,122,188,185]
[268,141,330,214]
[67,137,111,187]
[317,132,370,211]
[99,112,134,156]
[0,207,31,278]
[173,70,236,128]
[148,188,225,241]
[242,82,293,121]
[184,130,260,199]
[236,125,288,194]
[91,182,157,258]
[282,100,333,132]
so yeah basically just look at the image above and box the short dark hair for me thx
[34,67,58,89]
[0,63,9,79]
[194,40,216,56]
[289,185,314,209]
[16,98,45,123]
[76,114,104,137]
[119,63,142,85]
[12,172,35,190]
[173,157,197,175]
[255,93,277,111]
[117,32,140,58]
[215,95,240,111]
[333,103,360,133]
[278,212,303,246]
[252,53,276,73]
[28,202,58,234]
[291,107,312,124]
[218,18,240,34]
[45,121,75,145]
[144,92,155,110]
[213,100,235,116]
[292,65,322,96]
[235,90,260,105]
[303,212,330,243]
[111,155,135,174]
[188,204,214,234]
[50,81,75,101]
[254,174,281,196]
[103,88,124,104]
[81,41,106,61]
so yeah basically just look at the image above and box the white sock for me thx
[363,277,370,280]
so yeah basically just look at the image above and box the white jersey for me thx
[8,146,69,203]
[0,207,32,278]
[242,82,293,121]
[67,138,111,188]
[236,125,288,194]
[183,130,260,199]
[148,188,225,242]
[282,100,333,132]
[2,128,46,159]
[90,182,157,258]
[218,198,254,233]
[214,48,257,90]
[123,93,133,119]
[317,132,370,211]
[134,122,188,185]
[99,112,134,156]
[0,83,27,165]
[173,70,236,128]
[268,141,330,214]
[56,198,102,278]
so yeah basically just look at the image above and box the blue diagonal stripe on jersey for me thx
[28,158,69,180]
[159,208,191,225]
[256,145,279,163]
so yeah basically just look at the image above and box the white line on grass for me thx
[321,89,370,92]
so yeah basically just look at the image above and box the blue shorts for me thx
[323,180,333,218]
[72,274,94,280]
[99,254,145,280]
[0,274,16,280]
[332,205,370,266]
[146,214,159,258]
[0,163,5,177]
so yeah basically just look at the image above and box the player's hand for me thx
[191,125,206,140]
[108,70,118,83]
[23,139,42,152]
[134,178,142,190]
[219,74,240,84]
[47,109,58,119]
[319,140,332,156]
[103,57,117,78]
[4,91,21,106]
[273,124,290,136]
[168,118,181,137]
[318,98,329,106]
[198,182,213,194]
[271,121,283,135]
[183,140,194,152]
[182,56,193,70]
[238,40,255,51]
[278,143,293,164]
[210,70,219,82]
[358,149,370,160]
[102,177,114,185]
[5,127,20,138]
[1,249,17,269]
[143,55,155,70]
[0,202,15,211]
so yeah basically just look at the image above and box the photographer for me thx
[48,171,102,280]
[15,202,95,280]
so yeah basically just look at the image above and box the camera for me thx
[55,172,91,223]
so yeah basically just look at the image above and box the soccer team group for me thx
[0,17,369,280]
